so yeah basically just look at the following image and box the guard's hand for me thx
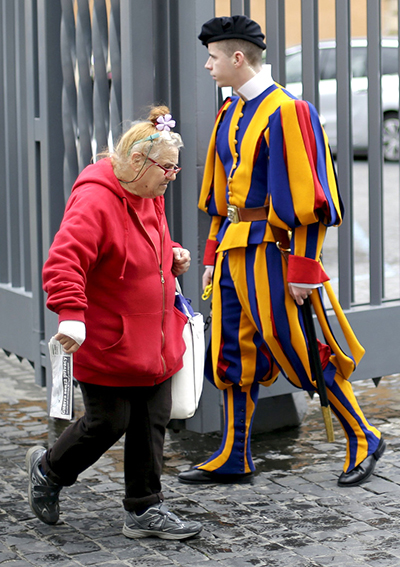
[202,266,214,291]
[172,248,191,276]
[288,283,313,306]
[54,333,80,354]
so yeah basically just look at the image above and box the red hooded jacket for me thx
[43,158,186,387]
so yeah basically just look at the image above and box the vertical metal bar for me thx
[3,0,21,287]
[15,1,31,292]
[154,0,172,107]
[0,1,7,284]
[76,0,93,170]
[37,0,65,245]
[109,0,122,148]
[156,0,179,234]
[120,0,154,124]
[335,0,353,309]
[176,0,221,434]
[60,0,78,199]
[367,0,383,305]
[398,0,400,299]
[25,0,44,383]
[92,0,109,157]
[231,0,244,15]
[265,0,286,85]
[301,0,319,111]
[38,0,65,392]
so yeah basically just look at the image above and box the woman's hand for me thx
[54,333,81,354]
[288,283,313,306]
[172,248,191,276]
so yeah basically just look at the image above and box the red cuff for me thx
[58,309,86,324]
[287,255,329,284]
[203,239,219,265]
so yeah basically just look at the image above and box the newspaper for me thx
[48,337,73,420]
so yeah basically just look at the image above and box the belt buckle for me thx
[227,204,240,224]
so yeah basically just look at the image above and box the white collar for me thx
[236,65,274,101]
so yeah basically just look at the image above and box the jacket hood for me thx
[72,158,124,199]
[72,158,131,280]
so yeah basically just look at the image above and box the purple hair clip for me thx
[156,114,176,132]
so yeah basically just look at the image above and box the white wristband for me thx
[58,320,86,346]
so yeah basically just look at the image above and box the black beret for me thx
[198,15,266,50]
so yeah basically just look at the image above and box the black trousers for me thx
[41,377,172,512]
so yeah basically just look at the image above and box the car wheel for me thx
[382,112,399,162]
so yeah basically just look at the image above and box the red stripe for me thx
[294,101,326,210]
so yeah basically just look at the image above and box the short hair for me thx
[212,39,263,67]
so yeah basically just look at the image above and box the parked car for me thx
[285,39,400,161]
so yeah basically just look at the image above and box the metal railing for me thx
[0,0,399,430]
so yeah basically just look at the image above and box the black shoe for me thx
[178,468,254,485]
[338,436,386,487]
[26,445,62,524]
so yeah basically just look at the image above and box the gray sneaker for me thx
[123,503,202,540]
[26,445,62,525]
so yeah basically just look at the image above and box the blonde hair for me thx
[110,105,183,175]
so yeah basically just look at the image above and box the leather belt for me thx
[226,204,292,261]
[227,204,269,223]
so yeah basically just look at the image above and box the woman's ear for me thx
[130,151,143,170]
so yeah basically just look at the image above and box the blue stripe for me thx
[266,244,314,390]
[308,102,339,226]
[268,107,296,226]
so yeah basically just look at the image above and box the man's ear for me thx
[232,50,246,68]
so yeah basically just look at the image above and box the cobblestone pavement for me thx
[1,350,400,567]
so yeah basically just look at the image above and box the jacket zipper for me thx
[130,206,167,380]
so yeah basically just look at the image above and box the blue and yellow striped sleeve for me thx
[198,99,233,265]
[266,99,344,284]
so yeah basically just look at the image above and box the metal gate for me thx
[1,0,400,430]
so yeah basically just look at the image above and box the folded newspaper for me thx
[48,336,73,420]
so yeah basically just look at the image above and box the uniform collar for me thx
[236,64,274,101]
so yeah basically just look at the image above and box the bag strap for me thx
[269,223,292,264]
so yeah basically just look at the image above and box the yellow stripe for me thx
[327,374,380,470]
[323,130,342,225]
[281,102,319,225]
[198,99,233,213]
[311,282,365,379]
[253,244,304,388]
[243,384,255,473]
[198,387,236,470]
[210,253,231,390]
[230,89,290,208]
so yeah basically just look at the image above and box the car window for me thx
[382,46,398,74]
[286,51,302,83]
[351,47,367,77]
[285,43,396,83]
[320,48,336,80]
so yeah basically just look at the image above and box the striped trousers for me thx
[197,243,381,475]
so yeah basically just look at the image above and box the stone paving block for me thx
[3,351,400,566]
[23,552,83,566]
[0,550,19,562]
[365,477,400,495]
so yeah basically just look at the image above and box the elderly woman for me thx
[26,106,202,540]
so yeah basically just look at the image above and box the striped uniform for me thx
[198,84,381,475]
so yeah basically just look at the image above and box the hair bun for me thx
[148,105,171,126]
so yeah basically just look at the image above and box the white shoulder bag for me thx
[170,280,205,420]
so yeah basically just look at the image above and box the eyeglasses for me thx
[146,157,182,177]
